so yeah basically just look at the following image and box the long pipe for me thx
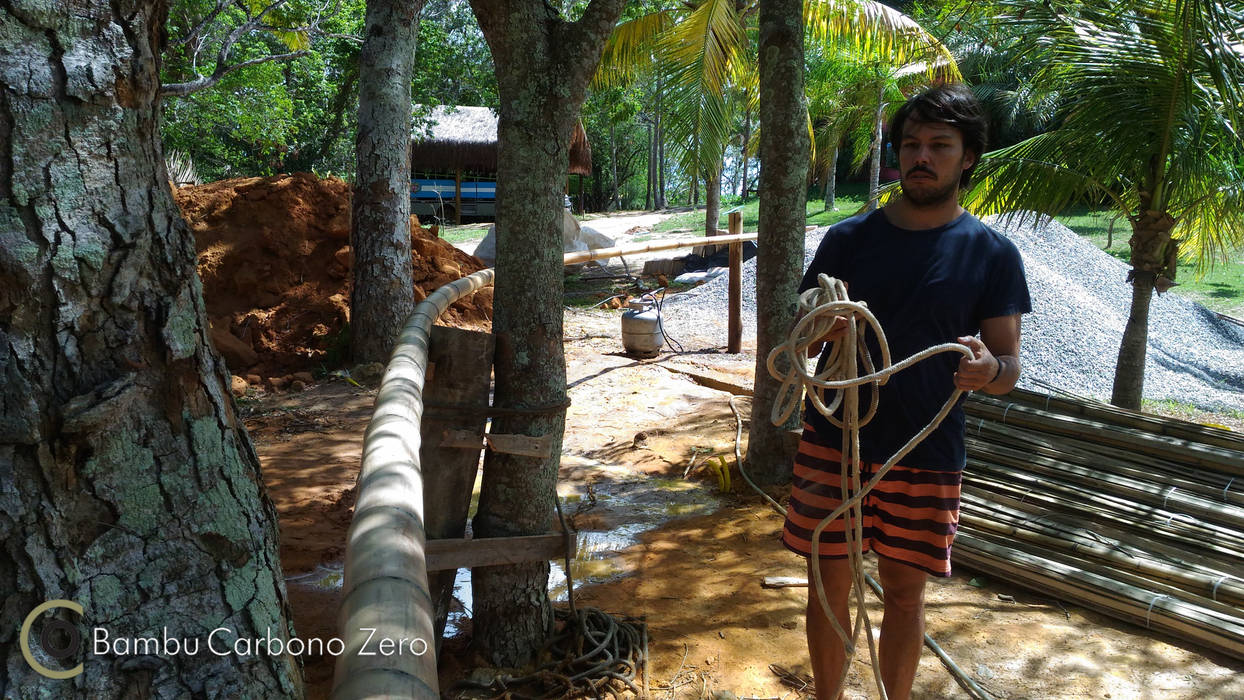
[333,231,758,699]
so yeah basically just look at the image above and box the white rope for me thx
[1144,594,1170,629]
[767,274,974,700]
[1212,574,1238,602]
[1224,477,1236,503]
[1162,486,1178,509]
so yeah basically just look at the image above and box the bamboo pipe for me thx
[560,231,757,265]
[335,232,761,698]
[334,270,495,700]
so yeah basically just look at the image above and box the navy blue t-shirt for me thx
[800,209,1031,472]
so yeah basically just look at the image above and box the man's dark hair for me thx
[889,83,988,187]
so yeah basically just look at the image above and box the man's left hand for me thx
[954,336,999,392]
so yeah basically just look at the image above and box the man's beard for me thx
[899,173,960,207]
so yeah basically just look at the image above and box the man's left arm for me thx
[954,314,1022,394]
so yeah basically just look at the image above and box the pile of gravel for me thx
[660,213,1244,413]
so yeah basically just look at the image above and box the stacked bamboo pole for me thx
[958,390,1244,660]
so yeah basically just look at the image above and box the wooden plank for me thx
[487,432,553,458]
[420,326,493,648]
[426,533,571,571]
[728,211,742,354]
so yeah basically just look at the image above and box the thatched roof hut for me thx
[410,105,592,176]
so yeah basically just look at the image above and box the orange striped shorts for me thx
[782,423,962,577]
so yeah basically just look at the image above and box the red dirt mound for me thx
[175,172,492,380]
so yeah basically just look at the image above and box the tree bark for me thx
[823,142,838,211]
[867,80,884,211]
[1111,210,1175,409]
[0,3,299,696]
[467,0,626,668]
[705,163,722,237]
[349,0,423,364]
[739,107,752,198]
[747,0,808,485]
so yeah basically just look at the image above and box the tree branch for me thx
[160,49,309,97]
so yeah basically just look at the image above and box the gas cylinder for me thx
[621,299,663,358]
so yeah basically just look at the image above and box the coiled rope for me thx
[765,274,980,700]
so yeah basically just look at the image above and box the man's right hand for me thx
[806,314,852,356]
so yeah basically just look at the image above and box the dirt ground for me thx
[251,308,1244,700]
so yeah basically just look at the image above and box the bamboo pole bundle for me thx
[958,505,1244,606]
[964,461,1244,555]
[957,388,1244,661]
[965,438,1244,530]
[965,395,1244,476]
[961,485,1243,574]
[1001,387,1244,452]
[954,531,1244,660]
[969,420,1244,507]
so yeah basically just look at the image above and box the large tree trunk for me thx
[350,0,423,364]
[468,0,626,668]
[0,3,300,697]
[747,0,808,485]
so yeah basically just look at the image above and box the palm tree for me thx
[961,0,1244,410]
[595,0,958,234]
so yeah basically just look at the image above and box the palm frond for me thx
[804,0,961,82]
[594,10,677,88]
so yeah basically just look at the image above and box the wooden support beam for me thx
[728,211,742,354]
[426,533,571,571]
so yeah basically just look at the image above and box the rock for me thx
[473,210,588,267]
[209,322,258,370]
[290,380,308,392]
[578,224,614,251]
[230,375,248,398]
[246,374,262,386]
[292,371,315,385]
[269,376,289,390]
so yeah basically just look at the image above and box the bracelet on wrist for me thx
[987,357,1004,385]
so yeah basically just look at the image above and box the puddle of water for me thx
[285,562,344,590]
[301,455,724,639]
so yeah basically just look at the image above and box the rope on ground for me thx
[744,273,993,700]
[449,490,646,699]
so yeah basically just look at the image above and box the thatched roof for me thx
[410,105,593,176]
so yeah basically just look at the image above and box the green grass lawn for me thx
[1053,206,1244,317]
[435,224,490,245]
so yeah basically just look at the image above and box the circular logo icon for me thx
[21,600,85,679]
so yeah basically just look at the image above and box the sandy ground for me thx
[249,305,1244,700]
[242,211,1244,699]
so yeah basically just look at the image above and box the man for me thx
[782,84,1031,700]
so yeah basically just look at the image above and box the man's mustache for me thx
[906,166,936,178]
